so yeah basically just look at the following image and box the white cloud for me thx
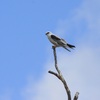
[55,0,100,45]
[22,0,100,100]
[22,46,100,100]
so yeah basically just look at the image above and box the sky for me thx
[0,0,100,100]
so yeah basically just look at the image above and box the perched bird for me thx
[46,32,75,52]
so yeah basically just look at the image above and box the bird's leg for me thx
[52,45,56,49]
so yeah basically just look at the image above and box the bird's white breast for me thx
[47,34,59,46]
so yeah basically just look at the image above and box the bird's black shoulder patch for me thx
[51,35,61,40]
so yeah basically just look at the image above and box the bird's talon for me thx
[52,46,55,49]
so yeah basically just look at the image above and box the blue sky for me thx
[0,0,100,100]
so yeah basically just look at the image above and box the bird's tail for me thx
[67,43,75,49]
[63,47,71,52]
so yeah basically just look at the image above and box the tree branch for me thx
[48,46,79,100]
[48,70,60,80]
[73,92,79,100]
[52,46,61,75]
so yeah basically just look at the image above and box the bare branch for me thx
[52,46,61,75]
[73,92,79,100]
[48,70,71,100]
[48,70,60,79]
[60,76,71,100]
[48,46,79,100]
[52,46,71,100]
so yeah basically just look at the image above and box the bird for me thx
[46,31,75,52]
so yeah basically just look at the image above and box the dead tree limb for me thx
[73,92,79,100]
[48,46,79,100]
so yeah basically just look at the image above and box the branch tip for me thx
[73,92,79,100]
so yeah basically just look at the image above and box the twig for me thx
[48,70,60,80]
[73,92,79,100]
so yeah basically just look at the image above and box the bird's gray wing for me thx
[56,38,67,46]
[51,35,70,51]
[60,38,67,45]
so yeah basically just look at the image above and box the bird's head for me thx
[45,31,52,35]
[45,32,50,35]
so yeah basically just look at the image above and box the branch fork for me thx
[48,46,79,100]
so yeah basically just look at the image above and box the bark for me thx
[48,46,79,100]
